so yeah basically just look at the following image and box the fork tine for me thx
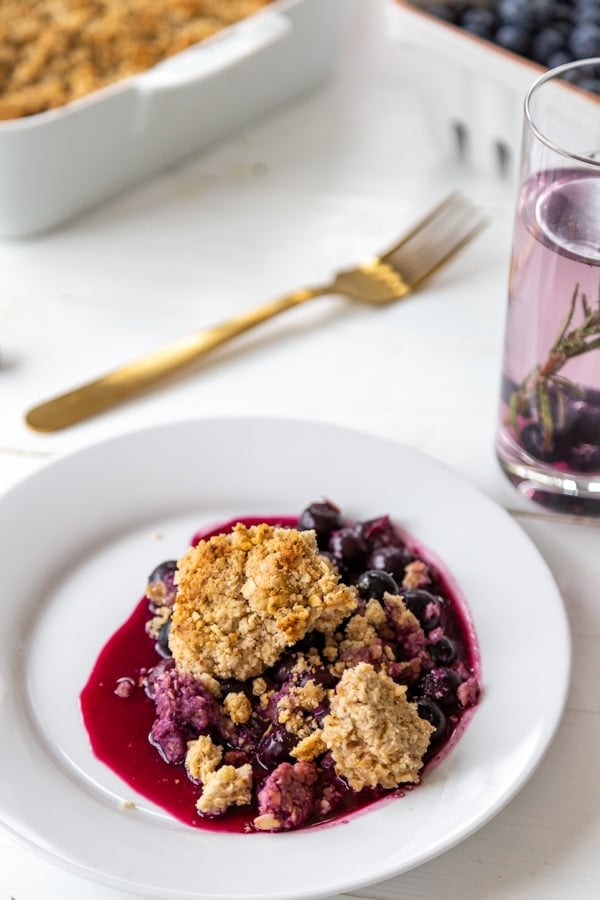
[381,193,487,288]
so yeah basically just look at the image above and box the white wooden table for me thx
[1,2,599,898]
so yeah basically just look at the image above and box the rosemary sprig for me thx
[510,282,600,448]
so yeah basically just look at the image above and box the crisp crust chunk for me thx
[185,735,223,784]
[169,523,357,680]
[196,764,252,816]
[322,662,434,791]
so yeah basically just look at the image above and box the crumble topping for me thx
[196,763,253,816]
[0,0,273,120]
[223,691,252,724]
[169,523,357,680]
[290,729,326,762]
[322,662,435,791]
[185,734,223,783]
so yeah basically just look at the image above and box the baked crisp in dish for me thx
[0,0,273,119]
[81,500,481,833]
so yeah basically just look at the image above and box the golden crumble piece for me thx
[290,729,326,762]
[223,691,252,724]
[185,734,223,784]
[402,559,431,590]
[169,523,357,680]
[322,662,434,791]
[196,763,252,816]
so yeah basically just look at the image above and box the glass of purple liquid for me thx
[496,59,600,515]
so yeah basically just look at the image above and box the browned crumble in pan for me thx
[0,1,273,120]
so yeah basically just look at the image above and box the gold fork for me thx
[25,193,486,432]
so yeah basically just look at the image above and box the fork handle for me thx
[25,284,328,432]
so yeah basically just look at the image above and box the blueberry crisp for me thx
[123,500,481,832]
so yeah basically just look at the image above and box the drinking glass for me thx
[496,59,600,515]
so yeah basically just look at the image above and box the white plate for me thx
[0,417,570,900]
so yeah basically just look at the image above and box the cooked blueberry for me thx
[297,501,342,547]
[417,699,447,743]
[357,515,398,551]
[219,677,249,696]
[402,589,443,630]
[357,569,399,601]
[301,666,337,689]
[156,619,172,657]
[256,725,296,770]
[328,526,368,569]
[417,667,462,710]
[148,559,177,584]
[429,637,457,666]
[367,544,415,579]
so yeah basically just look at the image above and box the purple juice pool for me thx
[497,169,600,513]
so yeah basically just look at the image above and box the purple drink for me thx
[496,169,600,512]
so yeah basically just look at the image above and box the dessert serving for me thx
[80,501,481,833]
[0,0,274,119]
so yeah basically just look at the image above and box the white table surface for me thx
[1,1,599,898]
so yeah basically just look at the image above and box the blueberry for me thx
[219,677,249,696]
[366,544,415,579]
[548,50,574,69]
[301,666,337,690]
[461,7,497,39]
[156,619,172,657]
[567,442,600,471]
[570,402,600,443]
[495,23,532,55]
[417,667,462,711]
[297,501,342,548]
[148,559,177,584]
[402,589,443,630]
[532,27,566,63]
[520,422,564,463]
[429,637,457,666]
[256,725,296,770]
[357,515,398,551]
[498,0,537,29]
[357,569,400,601]
[328,526,368,569]
[427,2,458,24]
[417,699,447,743]
[569,22,600,56]
[574,76,600,93]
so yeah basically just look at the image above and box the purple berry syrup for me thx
[80,515,480,833]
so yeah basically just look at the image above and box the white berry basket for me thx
[385,0,550,179]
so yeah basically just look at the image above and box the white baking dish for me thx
[0,0,346,238]
[385,0,548,179]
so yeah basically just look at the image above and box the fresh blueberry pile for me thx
[421,0,600,90]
